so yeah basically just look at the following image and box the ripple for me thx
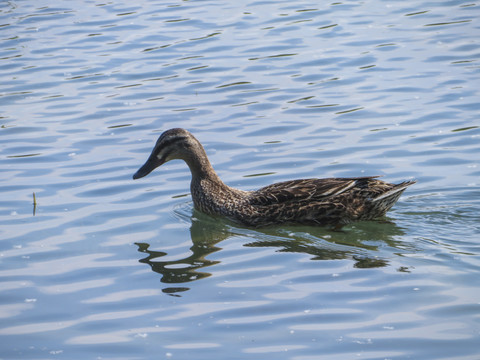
[1,0,479,359]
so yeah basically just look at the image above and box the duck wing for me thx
[248,176,381,206]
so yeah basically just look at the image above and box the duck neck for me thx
[184,142,224,187]
[183,141,243,215]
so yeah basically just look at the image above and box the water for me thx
[1,0,479,359]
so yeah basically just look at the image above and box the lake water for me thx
[1,0,479,359]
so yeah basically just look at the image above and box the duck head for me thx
[132,128,205,180]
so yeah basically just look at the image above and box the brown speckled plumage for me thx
[133,128,416,228]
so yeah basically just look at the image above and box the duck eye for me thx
[156,148,172,162]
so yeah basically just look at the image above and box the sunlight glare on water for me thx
[0,1,479,359]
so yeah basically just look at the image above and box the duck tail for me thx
[372,180,417,203]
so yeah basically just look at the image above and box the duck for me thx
[133,128,415,228]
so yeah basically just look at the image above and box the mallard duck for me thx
[133,128,415,228]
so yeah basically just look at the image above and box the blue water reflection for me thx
[1,0,479,359]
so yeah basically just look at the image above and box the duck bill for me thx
[132,157,164,180]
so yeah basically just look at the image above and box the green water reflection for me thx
[136,209,410,295]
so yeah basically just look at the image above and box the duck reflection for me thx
[135,207,408,295]
[135,217,225,295]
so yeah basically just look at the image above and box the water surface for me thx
[1,1,479,359]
